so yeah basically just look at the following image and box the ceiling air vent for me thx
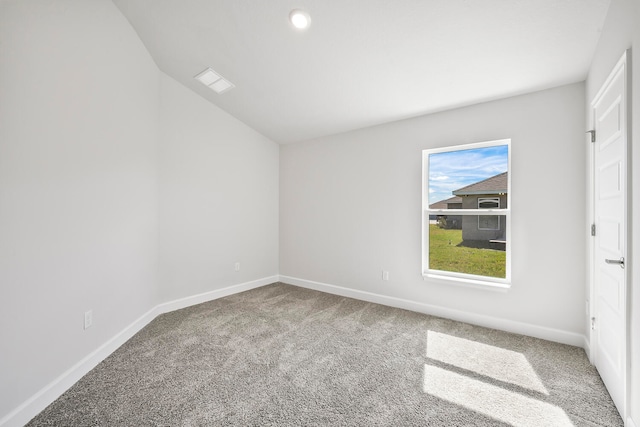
[194,68,234,94]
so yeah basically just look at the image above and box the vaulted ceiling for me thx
[113,0,611,144]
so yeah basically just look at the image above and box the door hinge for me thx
[591,317,596,330]
[587,130,596,143]
[591,223,596,236]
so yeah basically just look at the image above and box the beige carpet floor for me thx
[28,282,623,426]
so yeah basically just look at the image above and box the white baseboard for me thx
[279,275,586,348]
[2,274,588,427]
[157,276,279,314]
[0,306,159,427]
[628,416,638,427]
[0,276,278,427]
[582,337,591,360]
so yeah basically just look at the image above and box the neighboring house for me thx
[428,196,462,228]
[431,172,507,246]
[453,172,508,243]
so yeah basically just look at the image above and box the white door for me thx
[591,51,628,418]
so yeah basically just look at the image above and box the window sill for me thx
[423,272,511,292]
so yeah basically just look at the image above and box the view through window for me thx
[422,140,510,285]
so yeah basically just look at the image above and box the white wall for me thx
[0,1,280,425]
[281,83,587,338]
[586,0,640,424]
[1,0,623,424]
[0,0,160,420]
[158,74,279,302]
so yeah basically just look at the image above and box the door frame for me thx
[587,49,630,420]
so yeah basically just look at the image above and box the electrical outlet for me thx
[84,310,93,330]
[382,270,389,281]
[234,262,240,272]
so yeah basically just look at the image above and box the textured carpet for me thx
[28,283,622,426]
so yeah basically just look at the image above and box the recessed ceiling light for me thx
[289,9,311,30]
[194,67,234,94]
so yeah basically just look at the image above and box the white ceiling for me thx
[113,0,611,144]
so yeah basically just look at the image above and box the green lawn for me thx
[429,225,506,278]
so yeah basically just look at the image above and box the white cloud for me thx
[427,144,508,204]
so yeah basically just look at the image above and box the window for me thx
[478,198,500,230]
[422,139,511,288]
[478,198,500,209]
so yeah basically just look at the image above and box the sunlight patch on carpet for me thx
[426,330,548,395]
[423,364,573,427]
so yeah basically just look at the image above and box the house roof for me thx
[453,172,508,196]
[429,196,462,209]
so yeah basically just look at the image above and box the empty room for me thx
[1,0,639,426]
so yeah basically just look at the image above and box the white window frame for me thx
[422,139,511,289]
[478,198,501,230]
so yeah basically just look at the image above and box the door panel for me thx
[598,161,620,200]
[598,102,621,147]
[592,52,628,418]
[598,220,620,253]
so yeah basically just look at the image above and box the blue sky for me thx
[428,145,508,205]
